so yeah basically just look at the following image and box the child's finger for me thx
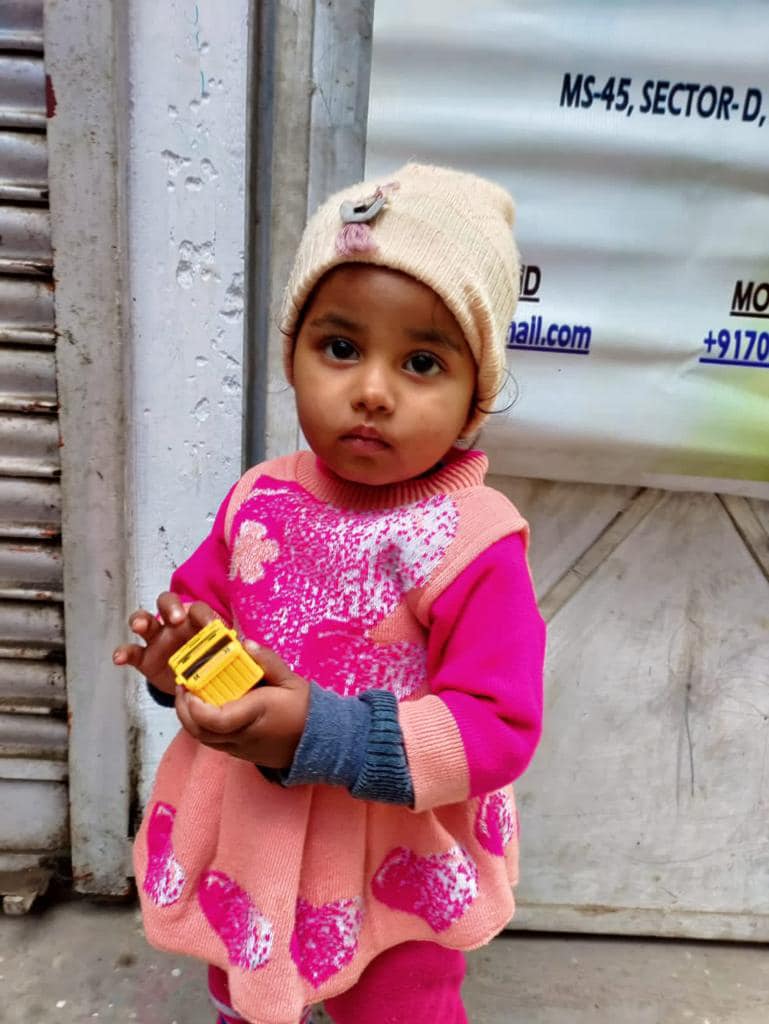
[175,690,238,745]
[157,591,187,626]
[243,641,292,684]
[112,643,146,668]
[185,689,264,735]
[129,609,161,641]
[187,601,219,630]
[175,688,202,738]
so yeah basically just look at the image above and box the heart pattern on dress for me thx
[198,870,273,971]
[474,790,517,856]
[143,801,186,907]
[290,896,363,988]
[371,845,478,932]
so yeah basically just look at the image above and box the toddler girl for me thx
[114,163,545,1024]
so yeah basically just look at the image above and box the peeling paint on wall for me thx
[219,271,244,320]
[175,239,217,288]
[45,75,57,119]
[126,0,250,804]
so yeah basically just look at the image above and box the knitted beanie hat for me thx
[280,163,520,436]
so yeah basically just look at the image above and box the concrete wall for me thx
[124,0,250,804]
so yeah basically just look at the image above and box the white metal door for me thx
[489,476,769,941]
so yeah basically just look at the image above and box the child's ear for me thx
[458,422,481,446]
[456,423,478,448]
[458,394,479,440]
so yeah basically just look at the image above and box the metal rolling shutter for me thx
[0,0,68,914]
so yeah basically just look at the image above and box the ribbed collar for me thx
[294,448,488,510]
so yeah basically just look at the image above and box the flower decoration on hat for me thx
[336,182,400,257]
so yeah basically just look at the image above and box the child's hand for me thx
[174,642,311,770]
[112,593,219,695]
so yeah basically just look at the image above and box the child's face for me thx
[292,264,477,486]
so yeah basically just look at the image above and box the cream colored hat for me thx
[280,162,520,436]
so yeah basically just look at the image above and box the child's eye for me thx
[324,338,358,361]
[404,352,442,376]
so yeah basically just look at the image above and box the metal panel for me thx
[0,54,45,129]
[245,0,315,463]
[0,413,60,478]
[0,348,57,412]
[306,2,374,218]
[0,600,63,657]
[246,0,374,464]
[0,278,55,343]
[0,477,60,538]
[0,131,47,201]
[0,539,62,600]
[0,1,44,51]
[0,659,65,711]
[0,206,52,275]
[0,780,67,850]
[45,0,131,895]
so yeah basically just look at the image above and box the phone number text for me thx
[700,328,769,368]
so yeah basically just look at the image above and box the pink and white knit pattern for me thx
[371,846,479,932]
[291,896,364,988]
[228,482,459,699]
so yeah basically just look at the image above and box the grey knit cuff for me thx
[351,689,414,806]
[281,683,414,806]
[281,682,368,788]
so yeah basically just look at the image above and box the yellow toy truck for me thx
[168,619,264,706]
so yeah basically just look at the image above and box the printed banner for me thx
[366,1,769,495]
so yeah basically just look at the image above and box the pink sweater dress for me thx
[134,448,545,1024]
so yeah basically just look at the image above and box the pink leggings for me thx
[210,941,468,1024]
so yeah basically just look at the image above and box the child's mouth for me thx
[340,429,390,453]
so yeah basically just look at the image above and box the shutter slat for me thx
[0,55,45,129]
[0,278,54,337]
[0,659,65,712]
[0,131,47,201]
[0,1,44,53]
[0,206,52,276]
[0,348,57,413]
[0,478,60,539]
[0,539,62,601]
[0,413,60,479]
[0,712,67,760]
[0,600,64,657]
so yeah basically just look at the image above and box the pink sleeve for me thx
[399,532,545,810]
[168,484,236,625]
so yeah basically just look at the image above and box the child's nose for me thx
[352,364,395,414]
